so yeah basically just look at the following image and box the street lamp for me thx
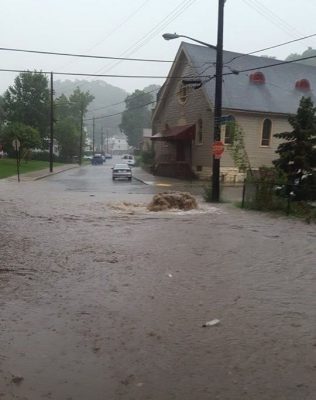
[162,33,217,50]
[162,0,225,202]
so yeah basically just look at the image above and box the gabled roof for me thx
[161,42,316,115]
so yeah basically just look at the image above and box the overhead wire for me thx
[224,32,316,65]
[0,67,207,80]
[59,0,152,70]
[91,0,199,75]
[0,46,173,63]
[3,33,316,118]
[241,0,302,39]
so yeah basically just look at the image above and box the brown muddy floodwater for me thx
[0,180,316,400]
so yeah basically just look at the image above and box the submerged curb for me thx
[132,175,150,185]
[34,165,79,181]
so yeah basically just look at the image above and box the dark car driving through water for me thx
[91,154,104,165]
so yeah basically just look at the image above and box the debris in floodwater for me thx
[108,202,145,213]
[147,191,197,212]
[11,375,24,384]
[202,319,220,327]
[167,273,173,278]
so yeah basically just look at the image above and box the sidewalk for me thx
[5,164,79,182]
[132,167,243,201]
[132,167,205,187]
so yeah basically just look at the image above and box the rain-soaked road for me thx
[0,164,315,400]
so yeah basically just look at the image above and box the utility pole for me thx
[49,72,54,173]
[92,116,95,155]
[79,101,84,165]
[211,0,225,202]
[106,129,109,154]
[101,127,104,153]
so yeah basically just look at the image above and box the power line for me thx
[227,53,316,75]
[74,0,198,91]
[86,86,162,113]
[0,68,203,80]
[88,52,316,115]
[58,0,153,71]
[241,0,302,39]
[93,0,199,75]
[83,100,156,121]
[0,46,173,63]
[224,32,316,65]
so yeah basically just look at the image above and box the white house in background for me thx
[109,135,129,155]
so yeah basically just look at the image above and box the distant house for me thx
[110,135,129,155]
[151,42,316,181]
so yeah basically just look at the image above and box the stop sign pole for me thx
[12,139,21,182]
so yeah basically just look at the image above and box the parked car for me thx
[112,163,132,181]
[121,154,135,167]
[91,154,104,165]
[105,153,113,159]
[83,154,93,161]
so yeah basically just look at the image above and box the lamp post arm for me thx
[178,35,217,50]
[162,33,217,50]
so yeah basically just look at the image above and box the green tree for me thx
[55,118,80,162]
[274,97,316,174]
[55,88,94,161]
[0,95,5,135]
[119,89,153,147]
[1,122,41,157]
[226,121,252,173]
[273,97,316,200]
[3,72,50,140]
[69,87,94,128]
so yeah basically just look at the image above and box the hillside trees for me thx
[285,47,316,67]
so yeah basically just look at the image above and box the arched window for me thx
[224,116,235,144]
[261,119,272,146]
[197,119,203,144]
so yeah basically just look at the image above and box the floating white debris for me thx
[202,319,220,327]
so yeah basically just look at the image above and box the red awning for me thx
[151,124,196,141]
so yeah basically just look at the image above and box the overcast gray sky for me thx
[1,0,316,95]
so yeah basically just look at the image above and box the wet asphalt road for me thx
[0,166,315,400]
[46,157,149,195]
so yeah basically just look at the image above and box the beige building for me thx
[151,42,316,181]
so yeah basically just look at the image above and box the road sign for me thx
[212,140,225,159]
[219,115,234,124]
[12,139,20,151]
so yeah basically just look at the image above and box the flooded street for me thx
[0,165,315,399]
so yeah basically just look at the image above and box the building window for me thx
[197,165,203,172]
[177,82,187,104]
[197,119,203,144]
[261,118,272,146]
[224,116,235,144]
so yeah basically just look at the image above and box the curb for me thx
[132,175,150,185]
[34,165,79,181]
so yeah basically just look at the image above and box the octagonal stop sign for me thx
[212,140,225,159]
